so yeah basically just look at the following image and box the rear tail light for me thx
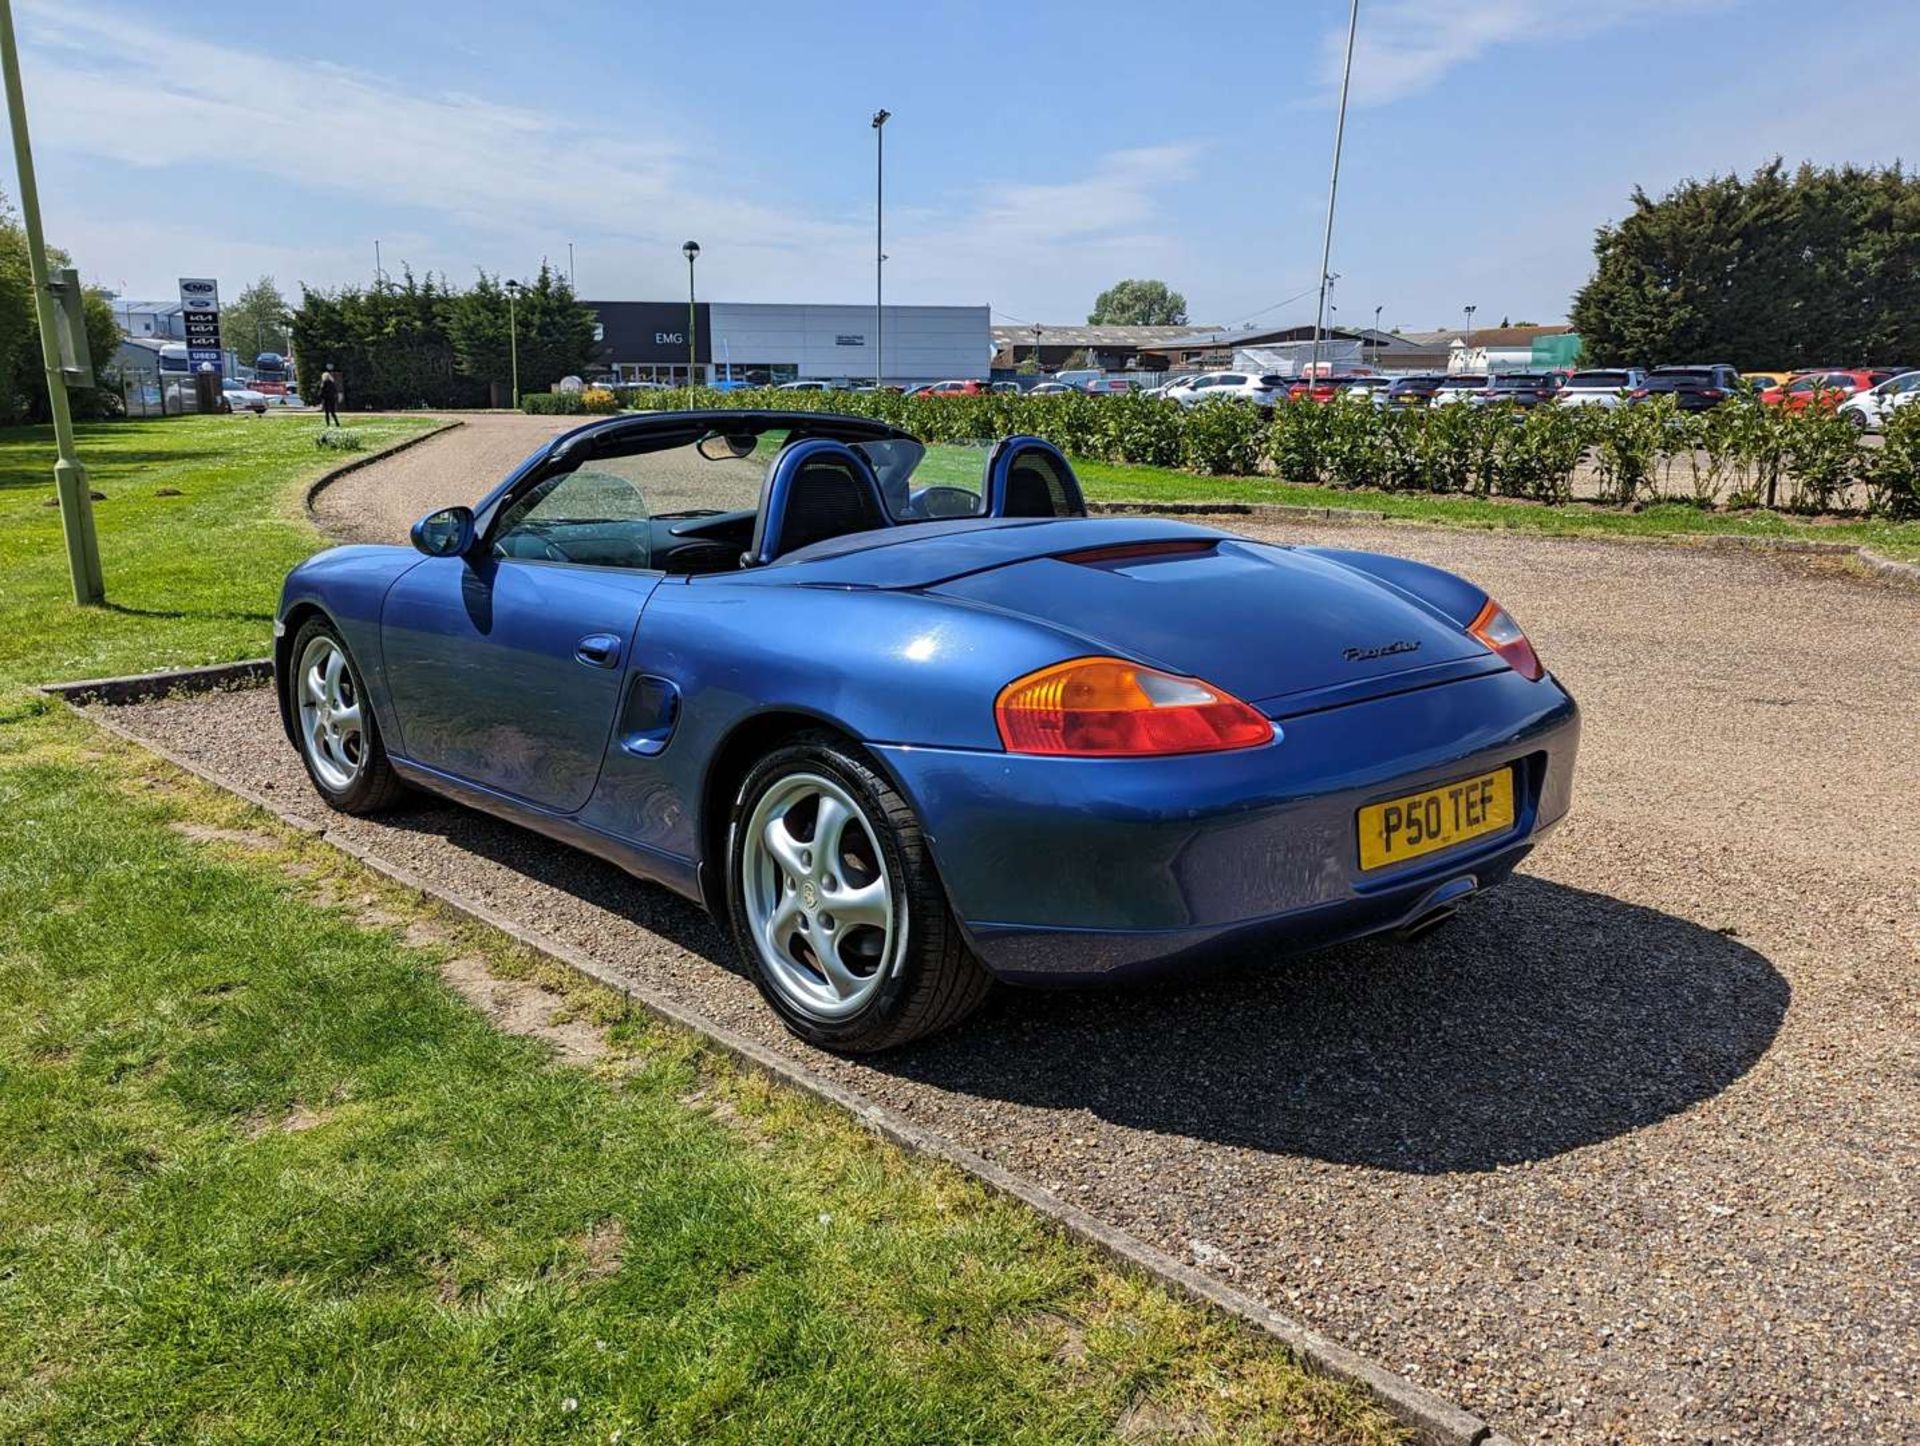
[996,657,1273,756]
[1700,388,1724,399]
[1630,387,1651,399]
[1468,599,1544,682]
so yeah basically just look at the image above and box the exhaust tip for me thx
[1395,904,1459,942]
[1393,875,1478,942]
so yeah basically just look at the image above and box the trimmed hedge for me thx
[520,388,621,416]
[538,385,1920,518]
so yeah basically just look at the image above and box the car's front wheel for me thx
[287,617,405,815]
[728,734,991,1052]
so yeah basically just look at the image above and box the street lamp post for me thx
[871,109,889,389]
[504,278,521,405]
[1309,0,1360,384]
[1462,305,1477,372]
[682,240,700,387]
[1,0,103,605]
[1373,303,1383,369]
[1032,324,1042,374]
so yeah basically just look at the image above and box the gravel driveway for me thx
[119,431,1920,1442]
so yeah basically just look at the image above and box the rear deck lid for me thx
[930,536,1494,710]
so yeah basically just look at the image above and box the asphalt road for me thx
[121,422,1920,1442]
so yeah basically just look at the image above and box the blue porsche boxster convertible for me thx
[275,409,1579,1051]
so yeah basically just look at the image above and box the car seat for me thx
[982,437,1088,519]
[745,438,891,565]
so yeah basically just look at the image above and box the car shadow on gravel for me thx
[355,798,1787,1174]
[370,798,738,961]
[875,876,1790,1173]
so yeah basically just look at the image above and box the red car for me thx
[916,379,991,398]
[1287,374,1365,404]
[1760,369,1902,412]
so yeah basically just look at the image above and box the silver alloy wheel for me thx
[296,634,366,792]
[741,771,902,1021]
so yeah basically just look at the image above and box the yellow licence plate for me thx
[1357,768,1515,871]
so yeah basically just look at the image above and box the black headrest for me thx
[746,439,891,565]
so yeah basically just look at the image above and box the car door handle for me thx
[574,633,623,669]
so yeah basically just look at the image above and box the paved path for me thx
[145,438,1920,1442]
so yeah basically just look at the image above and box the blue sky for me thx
[15,0,1920,332]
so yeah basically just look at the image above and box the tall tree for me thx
[222,275,292,360]
[1571,160,1920,369]
[1087,278,1188,326]
[0,190,122,423]
[290,263,598,408]
[448,263,598,398]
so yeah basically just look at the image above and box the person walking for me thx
[318,365,342,427]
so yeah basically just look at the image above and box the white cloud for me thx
[19,0,1197,315]
[1326,0,1729,106]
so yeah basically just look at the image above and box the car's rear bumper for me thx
[874,669,1579,982]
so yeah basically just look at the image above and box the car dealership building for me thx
[584,300,991,388]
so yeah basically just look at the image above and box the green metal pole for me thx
[507,292,518,406]
[686,256,696,384]
[1,0,103,606]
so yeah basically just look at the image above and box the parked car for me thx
[1027,381,1080,395]
[1429,375,1491,407]
[1556,368,1647,409]
[1759,369,1902,412]
[1170,372,1287,409]
[1082,376,1138,395]
[1742,371,1794,392]
[1384,375,1450,409]
[221,379,269,414]
[1286,375,1367,405]
[918,379,990,397]
[1836,369,1920,433]
[276,408,1579,1051]
[775,380,836,392]
[1344,377,1395,407]
[1469,373,1562,409]
[1145,374,1196,399]
[1629,365,1743,411]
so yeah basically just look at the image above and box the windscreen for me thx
[1569,371,1631,388]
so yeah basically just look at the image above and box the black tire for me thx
[726,733,992,1052]
[1845,410,1869,433]
[285,616,406,816]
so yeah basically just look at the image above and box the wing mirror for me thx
[696,432,758,461]
[410,505,475,557]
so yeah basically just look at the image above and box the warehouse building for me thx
[585,300,991,388]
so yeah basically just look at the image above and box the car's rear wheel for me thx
[288,617,405,815]
[728,734,991,1052]
[1845,410,1870,432]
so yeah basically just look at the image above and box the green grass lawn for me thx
[0,417,1400,1441]
[1070,458,1920,565]
[0,414,442,695]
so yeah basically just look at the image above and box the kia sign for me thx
[178,278,222,370]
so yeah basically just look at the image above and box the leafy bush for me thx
[1589,396,1666,503]
[1864,403,1920,518]
[602,384,1890,517]
[1778,403,1859,513]
[521,391,588,415]
[1179,399,1265,476]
